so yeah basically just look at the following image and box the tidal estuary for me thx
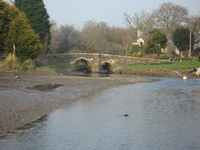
[0,77,200,150]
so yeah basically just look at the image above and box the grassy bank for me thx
[118,60,200,77]
[126,61,200,70]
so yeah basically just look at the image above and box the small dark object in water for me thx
[124,114,129,117]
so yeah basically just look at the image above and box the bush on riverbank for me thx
[1,53,20,67]
[0,55,57,74]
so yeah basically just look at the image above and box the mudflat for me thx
[0,74,153,136]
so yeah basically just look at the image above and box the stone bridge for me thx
[37,53,165,73]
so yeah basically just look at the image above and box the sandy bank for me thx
[0,74,154,136]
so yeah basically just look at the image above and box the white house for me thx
[133,30,147,47]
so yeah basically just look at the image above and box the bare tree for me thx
[152,2,188,33]
[191,13,200,33]
[58,24,80,53]
[124,10,153,31]
[50,22,80,54]
[123,10,154,39]
[50,20,133,55]
[81,20,131,54]
[81,20,109,53]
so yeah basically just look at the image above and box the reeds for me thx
[3,52,19,67]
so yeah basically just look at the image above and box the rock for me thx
[124,114,129,117]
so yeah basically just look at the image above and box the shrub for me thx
[155,54,171,60]
[2,52,20,67]
[23,59,36,70]
[131,45,140,53]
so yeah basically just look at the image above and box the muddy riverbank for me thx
[115,67,188,78]
[0,73,154,136]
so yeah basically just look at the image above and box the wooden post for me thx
[189,20,192,58]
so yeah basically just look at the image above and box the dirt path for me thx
[0,74,154,136]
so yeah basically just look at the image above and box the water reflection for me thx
[0,77,200,150]
[26,83,63,91]
[59,71,144,78]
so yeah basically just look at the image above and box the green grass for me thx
[126,61,200,70]
[0,61,4,66]
[35,62,58,74]
[36,61,58,69]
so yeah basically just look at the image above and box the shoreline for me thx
[0,73,155,136]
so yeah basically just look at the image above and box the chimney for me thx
[137,29,143,38]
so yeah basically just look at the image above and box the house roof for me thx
[137,35,148,41]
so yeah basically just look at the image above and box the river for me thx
[0,77,200,150]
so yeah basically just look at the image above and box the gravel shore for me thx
[0,74,154,136]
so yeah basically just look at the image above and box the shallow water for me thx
[0,77,200,150]
[26,83,63,91]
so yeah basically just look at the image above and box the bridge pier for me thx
[86,53,101,73]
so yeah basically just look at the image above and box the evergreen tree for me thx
[172,27,194,57]
[0,0,11,54]
[15,0,51,53]
[144,29,167,55]
[5,6,42,62]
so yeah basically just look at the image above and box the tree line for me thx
[50,2,200,57]
[50,21,132,55]
[1,0,200,63]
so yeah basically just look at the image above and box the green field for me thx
[126,61,200,70]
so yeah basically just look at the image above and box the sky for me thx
[14,0,200,28]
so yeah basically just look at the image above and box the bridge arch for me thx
[72,58,92,73]
[101,62,113,74]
